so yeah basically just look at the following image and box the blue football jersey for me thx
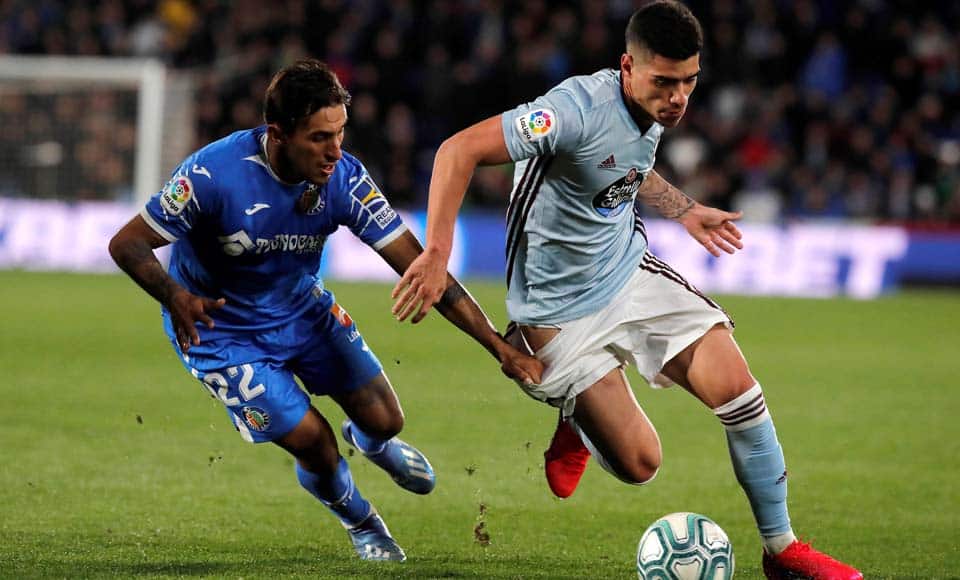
[500,69,663,325]
[141,126,406,334]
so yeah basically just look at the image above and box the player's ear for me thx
[621,52,633,76]
[266,123,286,144]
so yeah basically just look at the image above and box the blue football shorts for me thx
[165,292,383,443]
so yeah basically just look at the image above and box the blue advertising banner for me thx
[0,199,956,297]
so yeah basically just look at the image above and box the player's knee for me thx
[627,466,660,486]
[604,448,661,485]
[276,409,340,472]
[357,412,404,441]
[621,455,661,485]
[714,379,761,409]
[293,441,340,475]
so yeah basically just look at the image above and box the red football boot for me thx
[543,414,591,498]
[763,540,863,580]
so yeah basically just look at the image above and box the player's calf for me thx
[568,413,660,486]
[714,384,794,545]
[296,457,372,527]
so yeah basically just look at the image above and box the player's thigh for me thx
[292,302,402,433]
[573,367,662,476]
[292,301,384,395]
[188,358,311,444]
[506,318,625,417]
[660,324,756,409]
[619,255,734,388]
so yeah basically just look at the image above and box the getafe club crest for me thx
[242,406,271,432]
[297,184,325,214]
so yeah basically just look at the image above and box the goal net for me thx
[0,55,194,205]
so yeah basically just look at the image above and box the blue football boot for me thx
[346,510,406,562]
[341,419,436,495]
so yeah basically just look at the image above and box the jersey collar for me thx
[243,129,308,187]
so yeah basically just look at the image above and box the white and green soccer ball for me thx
[636,512,734,579]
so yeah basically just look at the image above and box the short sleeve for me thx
[140,163,214,242]
[500,89,584,162]
[334,169,407,250]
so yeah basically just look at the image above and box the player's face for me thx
[276,104,347,184]
[621,48,700,128]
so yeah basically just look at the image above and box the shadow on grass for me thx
[13,553,616,579]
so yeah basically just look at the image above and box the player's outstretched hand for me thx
[678,204,744,257]
[167,289,226,351]
[499,348,544,386]
[392,251,448,323]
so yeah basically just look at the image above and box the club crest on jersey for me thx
[515,108,555,142]
[241,406,271,432]
[592,167,644,217]
[297,184,325,214]
[159,176,193,215]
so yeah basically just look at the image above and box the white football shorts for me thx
[508,252,732,417]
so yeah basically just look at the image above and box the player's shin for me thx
[713,383,796,555]
[296,457,372,527]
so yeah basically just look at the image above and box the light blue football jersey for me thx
[500,69,663,325]
[141,126,406,336]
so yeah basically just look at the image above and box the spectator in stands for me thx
[1,0,958,223]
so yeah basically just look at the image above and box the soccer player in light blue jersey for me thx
[393,3,861,578]
[109,59,541,563]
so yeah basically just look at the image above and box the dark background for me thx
[2,0,958,223]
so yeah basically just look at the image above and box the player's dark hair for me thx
[625,1,703,60]
[263,59,351,134]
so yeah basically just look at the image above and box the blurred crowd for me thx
[2,0,959,223]
[0,88,138,201]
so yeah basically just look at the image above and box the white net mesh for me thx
[0,56,194,203]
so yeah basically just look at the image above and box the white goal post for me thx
[0,55,193,204]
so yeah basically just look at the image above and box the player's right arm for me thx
[110,164,227,351]
[391,115,512,323]
[109,216,225,352]
[378,229,542,385]
[637,169,744,257]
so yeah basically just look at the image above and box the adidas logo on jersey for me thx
[597,154,616,169]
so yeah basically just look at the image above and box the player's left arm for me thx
[637,169,744,257]
[378,230,543,385]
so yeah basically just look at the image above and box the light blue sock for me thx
[346,421,388,455]
[296,457,371,527]
[714,384,793,540]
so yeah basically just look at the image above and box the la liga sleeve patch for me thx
[159,175,194,215]
[514,108,555,142]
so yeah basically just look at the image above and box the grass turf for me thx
[1,271,958,578]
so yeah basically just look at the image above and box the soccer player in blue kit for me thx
[109,59,542,563]
[393,2,861,578]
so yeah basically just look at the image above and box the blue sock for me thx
[346,421,388,455]
[714,384,793,539]
[295,457,371,528]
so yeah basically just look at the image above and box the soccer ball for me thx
[636,512,734,579]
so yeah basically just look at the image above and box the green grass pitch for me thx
[1,271,958,579]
